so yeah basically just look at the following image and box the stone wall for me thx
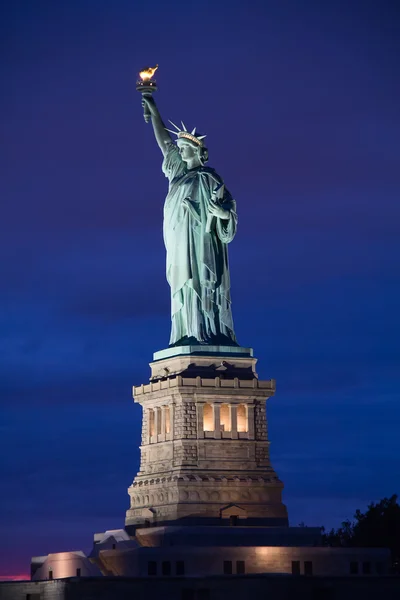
[255,401,268,440]
[98,545,390,579]
[174,401,197,439]
[0,579,67,599]
[4,572,400,600]
[140,408,148,445]
[255,442,270,467]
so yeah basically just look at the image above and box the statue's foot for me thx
[169,336,201,348]
[169,334,239,348]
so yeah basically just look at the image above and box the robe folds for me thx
[162,142,238,346]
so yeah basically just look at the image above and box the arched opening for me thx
[149,409,155,437]
[164,406,171,434]
[203,403,214,431]
[237,404,248,432]
[156,407,162,435]
[220,403,231,432]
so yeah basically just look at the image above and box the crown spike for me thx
[191,127,196,135]
[197,135,207,140]
[181,121,187,131]
[165,128,179,135]
[168,120,181,131]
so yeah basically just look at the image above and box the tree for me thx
[322,495,400,572]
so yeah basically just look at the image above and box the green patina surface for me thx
[141,95,239,348]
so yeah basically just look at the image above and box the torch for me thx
[136,65,158,123]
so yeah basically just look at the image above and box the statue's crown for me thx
[166,121,207,147]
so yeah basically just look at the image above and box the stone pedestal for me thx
[125,348,288,531]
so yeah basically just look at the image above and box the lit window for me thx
[157,407,162,435]
[220,404,231,432]
[203,403,214,431]
[165,406,171,434]
[237,405,247,432]
[149,409,155,437]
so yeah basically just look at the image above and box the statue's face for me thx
[177,140,198,163]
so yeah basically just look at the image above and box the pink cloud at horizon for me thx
[0,574,30,581]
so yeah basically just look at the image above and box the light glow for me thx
[165,406,171,434]
[157,407,162,435]
[149,409,155,437]
[237,404,248,432]
[203,403,214,431]
[220,404,231,432]
[139,65,158,81]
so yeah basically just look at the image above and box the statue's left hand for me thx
[208,202,230,219]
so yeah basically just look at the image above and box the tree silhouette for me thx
[322,495,400,572]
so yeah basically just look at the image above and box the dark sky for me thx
[1,0,399,578]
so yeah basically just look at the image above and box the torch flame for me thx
[139,65,158,81]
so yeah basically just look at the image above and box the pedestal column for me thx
[247,404,255,439]
[197,402,204,439]
[213,403,221,439]
[231,404,238,439]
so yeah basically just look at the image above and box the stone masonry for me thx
[125,352,288,529]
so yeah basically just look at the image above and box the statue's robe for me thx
[162,143,238,346]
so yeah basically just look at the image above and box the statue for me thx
[141,93,238,348]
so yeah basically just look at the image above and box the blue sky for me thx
[1,0,399,576]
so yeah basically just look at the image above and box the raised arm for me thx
[142,96,172,157]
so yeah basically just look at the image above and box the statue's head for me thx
[177,138,209,165]
[166,121,209,165]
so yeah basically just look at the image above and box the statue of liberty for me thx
[142,95,238,347]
